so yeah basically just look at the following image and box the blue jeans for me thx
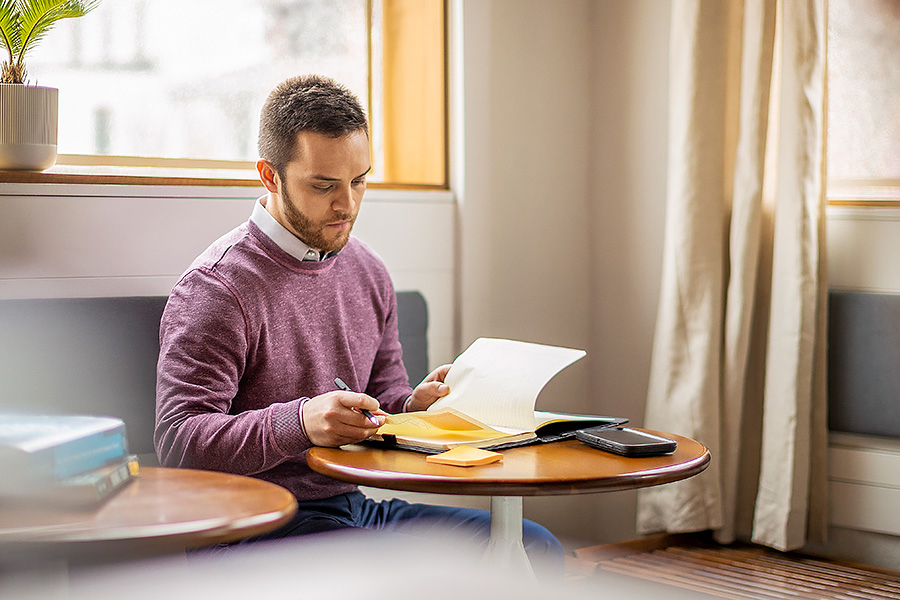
[240,491,564,576]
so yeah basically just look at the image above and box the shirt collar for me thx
[250,196,340,262]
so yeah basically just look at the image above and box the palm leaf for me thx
[15,0,99,65]
[0,0,21,66]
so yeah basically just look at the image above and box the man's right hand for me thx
[301,391,385,447]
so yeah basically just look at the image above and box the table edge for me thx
[308,438,711,497]
[0,467,299,547]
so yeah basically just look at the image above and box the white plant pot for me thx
[0,84,59,171]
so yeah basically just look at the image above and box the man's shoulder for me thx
[176,222,270,291]
[188,223,253,268]
[343,236,387,268]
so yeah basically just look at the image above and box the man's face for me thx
[272,129,370,253]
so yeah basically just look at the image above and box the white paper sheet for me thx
[427,338,586,431]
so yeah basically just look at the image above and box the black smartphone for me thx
[575,426,677,457]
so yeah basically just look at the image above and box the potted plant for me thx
[0,0,99,170]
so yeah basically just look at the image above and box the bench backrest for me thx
[0,291,429,456]
[828,290,900,438]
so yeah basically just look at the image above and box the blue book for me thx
[0,414,130,495]
[50,454,140,507]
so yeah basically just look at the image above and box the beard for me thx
[281,187,356,253]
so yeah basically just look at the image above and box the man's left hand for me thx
[406,364,452,412]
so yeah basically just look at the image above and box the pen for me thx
[334,377,380,426]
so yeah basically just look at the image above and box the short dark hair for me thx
[258,74,368,173]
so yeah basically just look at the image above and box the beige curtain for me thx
[636,0,829,551]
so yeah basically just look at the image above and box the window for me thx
[826,0,900,205]
[21,0,446,188]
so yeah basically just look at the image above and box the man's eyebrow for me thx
[310,166,372,182]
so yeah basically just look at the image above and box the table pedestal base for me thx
[482,496,534,580]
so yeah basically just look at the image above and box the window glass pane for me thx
[827,0,900,181]
[28,0,369,164]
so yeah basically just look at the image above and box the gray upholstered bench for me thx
[0,291,430,461]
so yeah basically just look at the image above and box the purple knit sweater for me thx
[155,219,413,501]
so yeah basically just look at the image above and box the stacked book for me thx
[0,414,139,508]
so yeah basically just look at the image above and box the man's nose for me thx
[332,185,355,213]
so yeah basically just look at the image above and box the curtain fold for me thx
[637,0,828,551]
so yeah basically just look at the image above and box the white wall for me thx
[455,0,671,547]
[455,0,593,545]
[455,0,593,382]
[0,184,256,299]
[585,0,672,545]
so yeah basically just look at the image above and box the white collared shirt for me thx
[250,196,338,262]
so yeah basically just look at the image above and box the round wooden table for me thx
[0,467,298,563]
[308,430,709,578]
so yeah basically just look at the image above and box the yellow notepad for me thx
[376,408,536,452]
[425,446,503,467]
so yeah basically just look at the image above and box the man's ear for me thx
[257,160,280,193]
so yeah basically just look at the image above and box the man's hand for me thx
[406,364,452,412]
[302,391,386,447]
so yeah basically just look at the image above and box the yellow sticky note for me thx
[425,446,504,467]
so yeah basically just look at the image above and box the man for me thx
[155,74,562,571]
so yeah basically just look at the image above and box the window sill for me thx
[827,180,900,208]
[0,164,448,191]
[1,163,260,187]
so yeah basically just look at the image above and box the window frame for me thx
[826,180,900,210]
[0,0,448,191]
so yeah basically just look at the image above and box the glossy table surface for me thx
[0,467,298,550]
[307,430,710,497]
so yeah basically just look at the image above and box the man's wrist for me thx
[298,397,312,441]
[402,394,414,412]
